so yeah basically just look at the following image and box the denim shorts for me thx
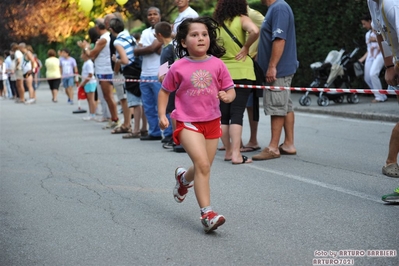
[127,90,142,107]
[263,75,294,116]
[96,74,113,84]
[62,77,74,88]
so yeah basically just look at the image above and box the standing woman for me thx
[45,49,61,102]
[19,43,37,104]
[358,14,387,103]
[213,0,259,164]
[11,43,24,103]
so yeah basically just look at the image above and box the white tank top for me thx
[95,32,113,75]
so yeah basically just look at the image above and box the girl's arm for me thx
[218,87,236,103]
[158,89,171,130]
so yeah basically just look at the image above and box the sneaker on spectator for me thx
[25,98,36,104]
[103,120,121,130]
[82,116,94,121]
[95,117,109,122]
[163,139,174,149]
[200,211,225,233]
[173,167,193,203]
[382,187,399,203]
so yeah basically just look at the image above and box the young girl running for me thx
[158,17,236,233]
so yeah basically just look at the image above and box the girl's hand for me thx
[158,115,169,130]
[218,90,234,103]
[158,74,165,83]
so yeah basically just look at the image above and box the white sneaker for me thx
[82,116,94,121]
[25,98,36,104]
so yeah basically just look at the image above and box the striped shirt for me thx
[113,30,136,70]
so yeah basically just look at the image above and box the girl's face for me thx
[181,23,210,60]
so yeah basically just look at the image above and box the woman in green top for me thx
[213,0,259,164]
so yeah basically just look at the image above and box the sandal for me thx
[111,125,132,134]
[140,130,148,137]
[382,163,399,178]
[122,132,141,139]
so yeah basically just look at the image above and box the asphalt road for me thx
[1,90,398,266]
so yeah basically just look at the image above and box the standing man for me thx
[367,0,399,202]
[172,0,198,34]
[252,0,298,161]
[60,48,78,105]
[134,7,172,141]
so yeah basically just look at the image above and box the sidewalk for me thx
[33,82,399,123]
[290,91,399,123]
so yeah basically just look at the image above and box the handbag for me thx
[122,63,141,97]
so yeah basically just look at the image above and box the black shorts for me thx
[47,79,61,90]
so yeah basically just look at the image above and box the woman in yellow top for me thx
[213,0,259,164]
[45,49,61,102]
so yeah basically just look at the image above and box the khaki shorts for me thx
[113,73,127,101]
[15,70,23,80]
[263,75,294,116]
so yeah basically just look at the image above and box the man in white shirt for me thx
[172,0,198,34]
[368,0,399,202]
[134,7,173,141]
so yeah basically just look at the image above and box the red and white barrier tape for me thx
[30,75,399,95]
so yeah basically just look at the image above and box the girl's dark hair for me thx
[174,17,226,58]
[213,0,248,26]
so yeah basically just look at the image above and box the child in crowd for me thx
[154,21,184,152]
[79,50,97,121]
[158,17,236,233]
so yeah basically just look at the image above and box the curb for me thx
[294,107,399,123]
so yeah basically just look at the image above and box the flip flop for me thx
[218,147,226,151]
[232,155,252,165]
[241,146,261,152]
[278,144,297,155]
[224,158,232,161]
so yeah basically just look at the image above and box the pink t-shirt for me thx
[161,56,234,122]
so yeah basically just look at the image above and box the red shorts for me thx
[173,118,222,145]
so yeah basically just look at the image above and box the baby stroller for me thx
[299,46,363,106]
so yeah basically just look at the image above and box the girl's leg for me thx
[179,129,218,208]
[86,92,96,114]
[25,75,34,99]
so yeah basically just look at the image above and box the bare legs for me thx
[100,81,118,121]
[179,129,218,208]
